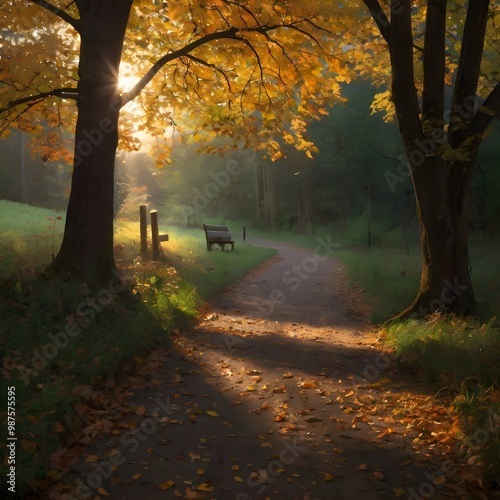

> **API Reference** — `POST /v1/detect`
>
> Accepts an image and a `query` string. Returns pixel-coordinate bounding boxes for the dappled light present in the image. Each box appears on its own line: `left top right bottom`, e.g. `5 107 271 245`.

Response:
1 0 499 498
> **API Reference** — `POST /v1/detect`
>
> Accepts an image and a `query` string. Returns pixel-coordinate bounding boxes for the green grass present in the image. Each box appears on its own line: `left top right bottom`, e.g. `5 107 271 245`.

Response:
0 200 65 278
149 222 277 299
0 276 170 494
384 316 500 477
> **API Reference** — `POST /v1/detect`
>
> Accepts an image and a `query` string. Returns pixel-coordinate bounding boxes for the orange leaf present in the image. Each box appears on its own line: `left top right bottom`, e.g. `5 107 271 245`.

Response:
158 480 175 490
197 483 214 492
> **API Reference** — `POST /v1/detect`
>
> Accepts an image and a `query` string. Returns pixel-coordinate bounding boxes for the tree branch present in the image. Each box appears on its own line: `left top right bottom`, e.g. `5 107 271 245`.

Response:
468 82 500 138
422 0 447 126
448 0 490 148
182 54 233 93
0 88 79 115
363 0 391 44
121 27 240 107
29 0 81 32
388 0 423 146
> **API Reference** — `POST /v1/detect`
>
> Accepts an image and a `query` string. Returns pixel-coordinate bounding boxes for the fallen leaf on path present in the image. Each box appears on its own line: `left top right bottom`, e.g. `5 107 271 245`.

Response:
158 480 175 490
393 487 406 497
322 472 334 482
135 405 147 415
206 411 218 417
196 483 214 492
299 380 317 389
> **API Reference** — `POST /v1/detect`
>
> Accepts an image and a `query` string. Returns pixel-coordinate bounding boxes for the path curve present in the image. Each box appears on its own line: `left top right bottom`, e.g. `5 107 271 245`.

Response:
61 238 450 500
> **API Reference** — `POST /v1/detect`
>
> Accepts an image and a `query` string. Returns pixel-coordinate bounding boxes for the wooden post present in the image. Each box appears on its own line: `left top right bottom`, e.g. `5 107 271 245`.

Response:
150 210 160 261
243 225 246 241
140 205 148 256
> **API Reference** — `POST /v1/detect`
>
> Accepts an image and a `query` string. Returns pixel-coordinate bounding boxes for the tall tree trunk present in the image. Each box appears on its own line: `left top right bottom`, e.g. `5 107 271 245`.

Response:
387 0 490 318
46 0 133 283
399 155 476 318
263 164 277 228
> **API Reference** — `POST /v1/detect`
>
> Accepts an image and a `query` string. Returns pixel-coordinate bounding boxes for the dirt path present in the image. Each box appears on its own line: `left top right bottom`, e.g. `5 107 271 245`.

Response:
58 238 452 500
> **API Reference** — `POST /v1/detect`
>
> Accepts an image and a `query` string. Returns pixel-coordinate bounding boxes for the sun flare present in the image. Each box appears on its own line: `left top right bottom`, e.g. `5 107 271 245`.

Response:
117 63 139 94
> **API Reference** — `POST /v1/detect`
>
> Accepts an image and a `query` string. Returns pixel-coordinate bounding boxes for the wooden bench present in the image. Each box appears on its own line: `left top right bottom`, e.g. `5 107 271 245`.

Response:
203 224 234 251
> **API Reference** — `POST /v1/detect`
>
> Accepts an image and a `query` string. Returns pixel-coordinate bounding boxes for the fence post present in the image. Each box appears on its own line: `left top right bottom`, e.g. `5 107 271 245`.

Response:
140 205 148 256
150 210 161 261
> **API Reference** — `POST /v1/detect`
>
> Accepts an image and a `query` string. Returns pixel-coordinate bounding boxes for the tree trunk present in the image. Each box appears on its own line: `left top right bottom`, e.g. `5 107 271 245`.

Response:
255 163 264 223
396 155 477 319
387 0 484 319
46 0 133 283
263 164 277 228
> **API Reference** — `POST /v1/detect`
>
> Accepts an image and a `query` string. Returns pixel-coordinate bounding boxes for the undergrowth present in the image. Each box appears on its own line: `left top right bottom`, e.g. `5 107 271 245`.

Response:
384 315 500 478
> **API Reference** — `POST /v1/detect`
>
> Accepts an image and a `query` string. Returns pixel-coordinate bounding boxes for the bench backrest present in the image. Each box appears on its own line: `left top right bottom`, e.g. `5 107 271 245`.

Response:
203 224 233 249
204 224 230 232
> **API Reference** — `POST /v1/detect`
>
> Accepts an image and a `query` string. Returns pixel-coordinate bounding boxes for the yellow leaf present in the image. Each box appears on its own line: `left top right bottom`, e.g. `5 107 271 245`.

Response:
197 483 214 492
158 480 175 490
97 487 110 496
196 468 205 475
206 410 218 417
132 473 141 480
322 472 334 482
231 465 240 471
393 487 406 497
260 442 272 448
84 455 99 463
135 405 147 415
234 476 244 482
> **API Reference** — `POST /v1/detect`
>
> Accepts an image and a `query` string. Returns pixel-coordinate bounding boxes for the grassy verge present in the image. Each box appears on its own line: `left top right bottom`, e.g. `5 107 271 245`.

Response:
115 219 277 300
383 316 500 478
0 200 65 279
